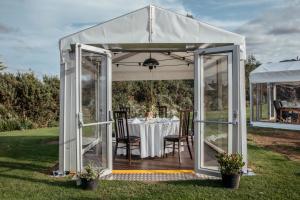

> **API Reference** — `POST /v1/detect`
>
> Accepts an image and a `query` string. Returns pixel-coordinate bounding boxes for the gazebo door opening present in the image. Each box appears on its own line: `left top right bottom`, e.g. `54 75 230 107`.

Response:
194 45 240 176
75 44 113 174
111 50 195 170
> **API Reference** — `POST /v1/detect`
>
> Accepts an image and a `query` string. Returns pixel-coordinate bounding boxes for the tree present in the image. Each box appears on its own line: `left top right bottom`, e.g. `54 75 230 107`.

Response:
0 60 6 71
245 55 261 100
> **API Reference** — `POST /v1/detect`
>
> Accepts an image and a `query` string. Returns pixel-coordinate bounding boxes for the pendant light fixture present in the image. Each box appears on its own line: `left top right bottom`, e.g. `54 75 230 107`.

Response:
143 52 159 71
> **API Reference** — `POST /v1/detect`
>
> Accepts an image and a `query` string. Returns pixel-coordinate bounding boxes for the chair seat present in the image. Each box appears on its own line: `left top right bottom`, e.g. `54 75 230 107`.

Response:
164 135 185 141
117 136 141 143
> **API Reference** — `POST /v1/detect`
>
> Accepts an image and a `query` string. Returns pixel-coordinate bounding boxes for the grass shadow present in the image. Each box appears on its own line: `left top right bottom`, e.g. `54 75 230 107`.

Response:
0 172 76 189
0 160 52 174
165 179 223 188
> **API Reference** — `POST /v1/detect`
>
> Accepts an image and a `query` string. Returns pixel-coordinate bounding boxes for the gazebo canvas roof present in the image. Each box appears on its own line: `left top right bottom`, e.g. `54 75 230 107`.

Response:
59 5 246 81
250 61 300 83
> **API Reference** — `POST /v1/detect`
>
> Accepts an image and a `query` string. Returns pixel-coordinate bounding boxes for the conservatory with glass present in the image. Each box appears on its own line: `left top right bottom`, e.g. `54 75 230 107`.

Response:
249 60 300 130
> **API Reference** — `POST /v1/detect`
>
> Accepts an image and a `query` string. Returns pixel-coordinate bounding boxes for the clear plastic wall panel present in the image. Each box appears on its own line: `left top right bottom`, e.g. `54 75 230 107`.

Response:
81 50 107 124
82 125 108 169
252 84 258 121
252 83 270 122
276 82 300 104
259 83 269 121
81 49 108 168
202 54 229 169
252 82 300 125
275 82 300 124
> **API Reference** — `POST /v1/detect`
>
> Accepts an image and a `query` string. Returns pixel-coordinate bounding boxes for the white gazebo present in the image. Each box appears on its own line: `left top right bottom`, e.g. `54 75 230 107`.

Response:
59 5 248 177
250 60 300 130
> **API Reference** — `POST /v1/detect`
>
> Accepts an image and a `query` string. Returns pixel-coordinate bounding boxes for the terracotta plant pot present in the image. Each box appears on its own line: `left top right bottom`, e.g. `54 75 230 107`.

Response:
80 178 98 190
221 174 241 189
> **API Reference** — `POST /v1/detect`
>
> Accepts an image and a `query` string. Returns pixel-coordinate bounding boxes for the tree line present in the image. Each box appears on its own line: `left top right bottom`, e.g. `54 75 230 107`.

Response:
0 56 260 132
0 72 59 131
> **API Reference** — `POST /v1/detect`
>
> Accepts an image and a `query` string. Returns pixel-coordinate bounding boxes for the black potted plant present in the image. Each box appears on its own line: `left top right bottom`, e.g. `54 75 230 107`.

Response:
78 163 104 190
216 152 245 189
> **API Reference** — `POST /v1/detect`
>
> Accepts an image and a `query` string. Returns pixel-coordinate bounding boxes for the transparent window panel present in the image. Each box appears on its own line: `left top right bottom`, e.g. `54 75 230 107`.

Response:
203 123 228 168
252 83 270 122
81 50 107 124
259 83 269 121
275 81 300 124
252 84 257 121
202 54 229 169
82 125 107 169
81 49 108 169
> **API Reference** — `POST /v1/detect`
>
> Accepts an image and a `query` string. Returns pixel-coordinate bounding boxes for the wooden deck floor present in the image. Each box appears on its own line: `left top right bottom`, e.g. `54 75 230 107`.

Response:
113 143 217 170
83 142 218 170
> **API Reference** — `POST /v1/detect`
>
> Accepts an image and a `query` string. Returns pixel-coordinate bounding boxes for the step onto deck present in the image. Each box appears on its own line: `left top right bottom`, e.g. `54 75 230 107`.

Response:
101 170 219 182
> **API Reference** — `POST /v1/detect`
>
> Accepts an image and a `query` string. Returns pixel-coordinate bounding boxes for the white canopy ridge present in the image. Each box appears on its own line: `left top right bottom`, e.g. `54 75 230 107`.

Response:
250 61 300 83
59 5 246 59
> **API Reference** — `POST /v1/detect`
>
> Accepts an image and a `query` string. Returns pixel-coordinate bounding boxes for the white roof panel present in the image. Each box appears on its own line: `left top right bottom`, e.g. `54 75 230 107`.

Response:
59 5 246 59
250 61 300 83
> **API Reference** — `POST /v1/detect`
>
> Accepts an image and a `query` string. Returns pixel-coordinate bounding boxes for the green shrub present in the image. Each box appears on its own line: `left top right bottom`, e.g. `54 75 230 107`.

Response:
0 72 59 132
19 118 35 130
48 120 59 127
0 118 22 132
216 153 245 175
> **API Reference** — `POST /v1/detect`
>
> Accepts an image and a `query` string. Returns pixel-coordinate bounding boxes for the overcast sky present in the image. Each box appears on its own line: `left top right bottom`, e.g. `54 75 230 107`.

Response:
0 0 299 76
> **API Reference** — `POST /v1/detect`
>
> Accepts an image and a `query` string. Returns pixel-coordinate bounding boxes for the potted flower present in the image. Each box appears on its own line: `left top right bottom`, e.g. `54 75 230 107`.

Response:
216 152 245 189
145 103 157 120
78 163 104 190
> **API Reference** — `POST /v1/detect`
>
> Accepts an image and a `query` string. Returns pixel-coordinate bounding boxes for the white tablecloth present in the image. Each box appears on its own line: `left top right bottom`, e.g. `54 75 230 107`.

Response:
117 118 180 158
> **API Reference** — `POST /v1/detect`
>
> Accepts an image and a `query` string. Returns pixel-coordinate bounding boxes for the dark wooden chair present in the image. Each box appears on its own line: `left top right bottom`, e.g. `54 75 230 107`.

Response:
163 110 193 164
291 111 299 124
273 100 290 122
113 111 141 164
158 106 167 118
119 105 131 118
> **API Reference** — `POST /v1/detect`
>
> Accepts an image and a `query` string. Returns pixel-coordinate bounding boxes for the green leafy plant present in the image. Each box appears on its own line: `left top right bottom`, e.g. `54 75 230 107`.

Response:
216 153 245 175
78 163 104 181
0 72 59 132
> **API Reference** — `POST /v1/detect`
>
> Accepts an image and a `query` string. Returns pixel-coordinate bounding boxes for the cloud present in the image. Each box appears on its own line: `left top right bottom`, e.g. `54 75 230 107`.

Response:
268 27 300 35
0 0 190 76
1 0 299 75
235 1 300 63
198 17 248 31
207 0 283 8
0 23 18 34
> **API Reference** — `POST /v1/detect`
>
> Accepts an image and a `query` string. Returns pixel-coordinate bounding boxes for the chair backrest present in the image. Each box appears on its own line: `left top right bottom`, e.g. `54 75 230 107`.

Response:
113 111 129 140
273 100 282 113
119 106 131 118
158 106 167 118
191 110 194 135
178 110 191 137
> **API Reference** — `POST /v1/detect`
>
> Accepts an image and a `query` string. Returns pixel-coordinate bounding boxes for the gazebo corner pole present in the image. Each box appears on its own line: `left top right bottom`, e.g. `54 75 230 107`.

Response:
59 51 67 174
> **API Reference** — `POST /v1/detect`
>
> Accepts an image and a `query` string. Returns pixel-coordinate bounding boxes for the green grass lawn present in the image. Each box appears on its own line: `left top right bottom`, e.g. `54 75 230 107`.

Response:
0 127 299 200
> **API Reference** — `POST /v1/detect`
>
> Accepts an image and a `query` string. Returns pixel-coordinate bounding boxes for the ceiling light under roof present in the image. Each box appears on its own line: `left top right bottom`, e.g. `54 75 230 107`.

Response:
143 53 159 71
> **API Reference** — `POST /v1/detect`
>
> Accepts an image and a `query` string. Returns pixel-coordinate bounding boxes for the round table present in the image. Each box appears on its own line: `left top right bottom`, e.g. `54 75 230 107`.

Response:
117 118 180 158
